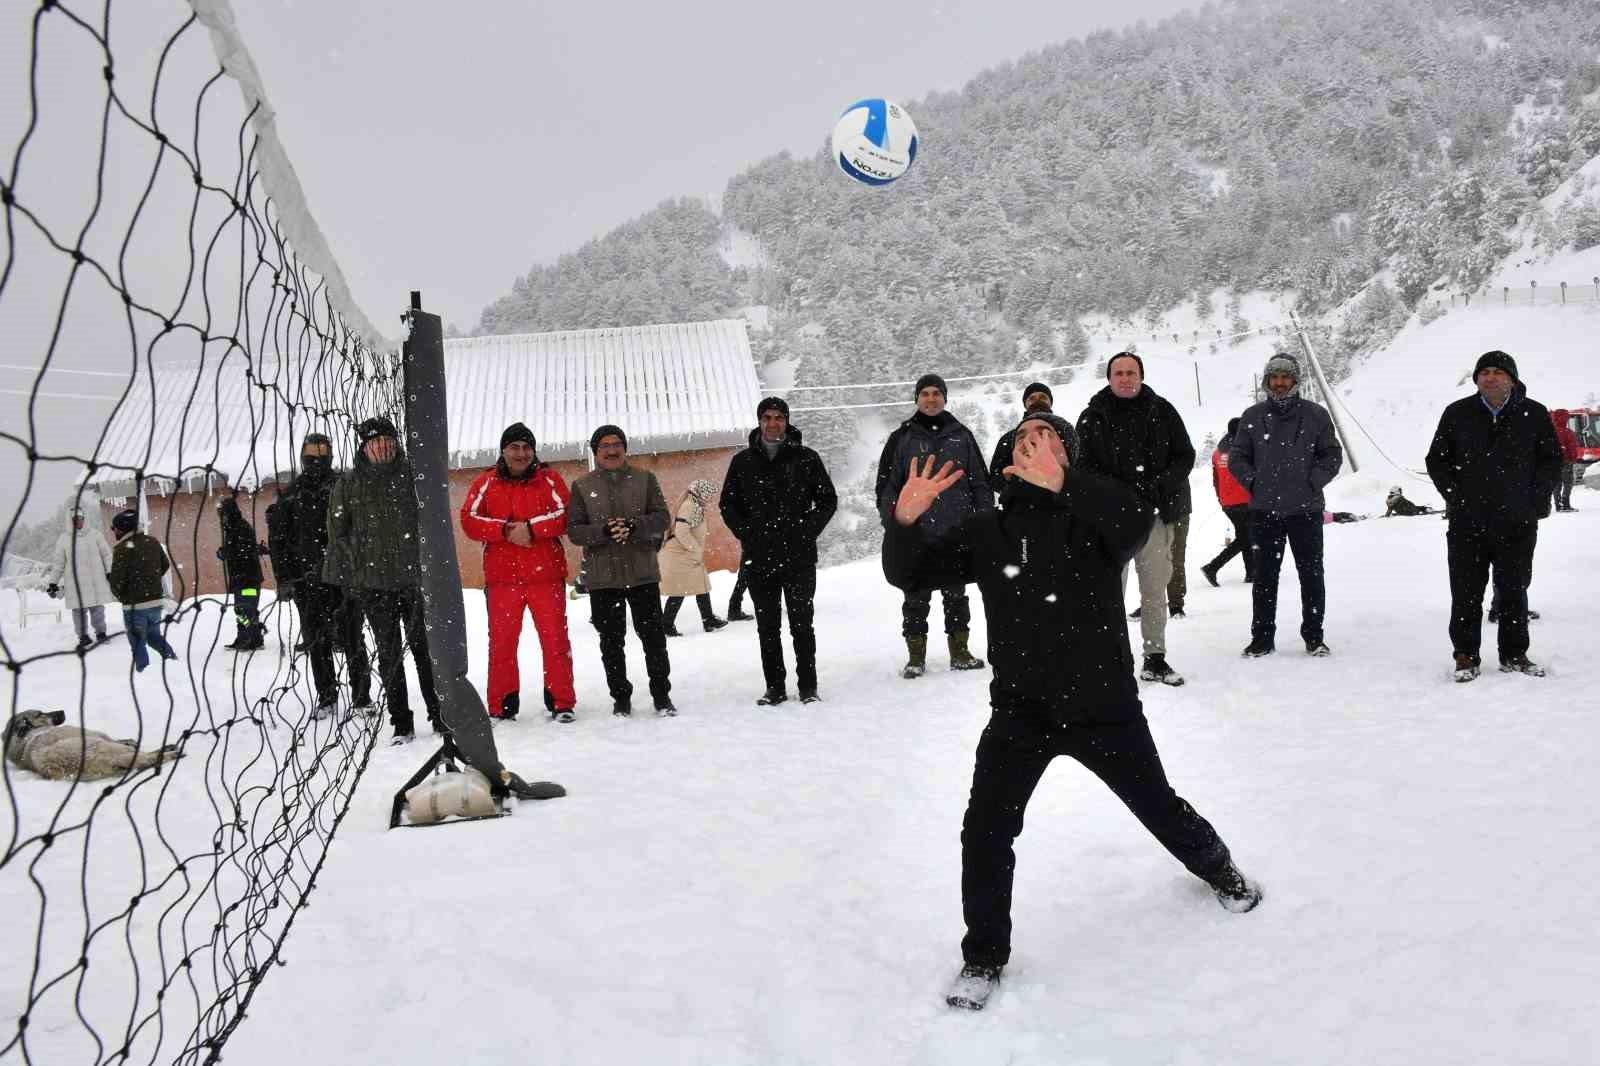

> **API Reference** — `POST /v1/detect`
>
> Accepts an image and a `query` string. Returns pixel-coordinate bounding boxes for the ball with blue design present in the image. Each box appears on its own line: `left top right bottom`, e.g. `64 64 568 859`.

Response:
831 98 918 186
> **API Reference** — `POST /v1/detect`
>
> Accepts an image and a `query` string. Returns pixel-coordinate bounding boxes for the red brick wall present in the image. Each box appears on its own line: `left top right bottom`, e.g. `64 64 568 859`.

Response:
103 447 742 598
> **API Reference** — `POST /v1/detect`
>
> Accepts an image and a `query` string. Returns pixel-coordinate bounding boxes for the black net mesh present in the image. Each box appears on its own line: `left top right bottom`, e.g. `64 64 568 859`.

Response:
1 3 402 1062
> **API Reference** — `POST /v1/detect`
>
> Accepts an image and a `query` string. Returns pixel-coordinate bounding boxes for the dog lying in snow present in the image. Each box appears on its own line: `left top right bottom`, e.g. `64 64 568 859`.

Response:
4 710 180 781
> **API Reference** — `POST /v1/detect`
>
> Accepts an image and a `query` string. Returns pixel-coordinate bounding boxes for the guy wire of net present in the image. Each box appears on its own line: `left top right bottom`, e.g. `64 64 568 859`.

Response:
1 2 406 1063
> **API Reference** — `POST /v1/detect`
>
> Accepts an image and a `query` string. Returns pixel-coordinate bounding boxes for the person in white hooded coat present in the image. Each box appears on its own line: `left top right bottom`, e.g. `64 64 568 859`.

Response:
47 508 115 648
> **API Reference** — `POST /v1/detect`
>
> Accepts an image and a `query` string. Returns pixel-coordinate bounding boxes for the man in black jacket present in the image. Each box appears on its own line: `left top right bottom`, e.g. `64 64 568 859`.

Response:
216 488 265 651
1424 351 1562 680
1074 353 1195 686
719 397 839 706
1230 353 1343 658
875 373 994 678
988 381 1054 487
884 411 1260 1012
267 432 373 717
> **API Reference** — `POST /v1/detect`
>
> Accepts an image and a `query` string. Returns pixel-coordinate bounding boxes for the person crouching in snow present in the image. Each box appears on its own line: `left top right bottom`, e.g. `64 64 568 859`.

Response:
459 422 576 723
659 479 728 638
883 412 1262 1012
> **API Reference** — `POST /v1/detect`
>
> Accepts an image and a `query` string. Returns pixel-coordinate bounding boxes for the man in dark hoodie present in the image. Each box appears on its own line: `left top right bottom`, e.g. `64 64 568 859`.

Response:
719 397 838 706
216 488 265 651
1074 352 1195 686
988 381 1055 487
875 373 994 678
883 411 1261 1013
268 432 373 718
1229 353 1344 658
323 415 441 743
1425 351 1561 681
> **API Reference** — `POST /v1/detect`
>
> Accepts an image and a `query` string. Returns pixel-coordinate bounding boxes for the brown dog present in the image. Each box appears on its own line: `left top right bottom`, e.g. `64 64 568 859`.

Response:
4 710 180 781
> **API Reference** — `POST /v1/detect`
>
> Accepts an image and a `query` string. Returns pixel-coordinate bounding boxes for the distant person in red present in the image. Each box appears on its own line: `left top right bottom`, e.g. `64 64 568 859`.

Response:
1550 408 1581 513
1200 417 1254 587
460 423 576 722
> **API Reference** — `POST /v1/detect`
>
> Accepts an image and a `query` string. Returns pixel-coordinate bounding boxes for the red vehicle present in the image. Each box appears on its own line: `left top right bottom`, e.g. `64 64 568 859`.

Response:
1557 406 1600 476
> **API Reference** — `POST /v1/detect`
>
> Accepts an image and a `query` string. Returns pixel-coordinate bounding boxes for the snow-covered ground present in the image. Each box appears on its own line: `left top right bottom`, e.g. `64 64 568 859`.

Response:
5 285 1597 1065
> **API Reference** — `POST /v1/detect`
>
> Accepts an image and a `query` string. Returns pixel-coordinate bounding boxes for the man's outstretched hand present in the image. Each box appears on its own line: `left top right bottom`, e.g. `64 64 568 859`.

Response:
894 455 965 526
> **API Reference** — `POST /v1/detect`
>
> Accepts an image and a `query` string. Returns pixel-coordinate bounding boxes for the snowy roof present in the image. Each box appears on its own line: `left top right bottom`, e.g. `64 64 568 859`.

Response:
85 319 761 497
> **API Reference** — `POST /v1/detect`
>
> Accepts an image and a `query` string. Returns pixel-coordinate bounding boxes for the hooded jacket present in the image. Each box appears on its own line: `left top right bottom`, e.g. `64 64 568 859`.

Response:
1551 409 1582 464
322 448 422 590
1073 384 1196 522
1211 432 1251 508
266 464 343 586
109 531 170 607
1228 396 1344 515
1425 388 1562 531
459 459 571 586
719 425 838 582
566 462 672 591
48 513 115 609
883 471 1154 723
216 499 263 592
875 410 993 583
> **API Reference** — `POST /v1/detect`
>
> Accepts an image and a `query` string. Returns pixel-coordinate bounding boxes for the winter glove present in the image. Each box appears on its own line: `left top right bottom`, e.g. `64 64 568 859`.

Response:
46 583 61 599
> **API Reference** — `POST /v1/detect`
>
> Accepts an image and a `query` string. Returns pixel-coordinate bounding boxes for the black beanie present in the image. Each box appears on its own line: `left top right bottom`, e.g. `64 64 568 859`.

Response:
111 509 139 537
1227 417 1241 436
500 422 537 451
589 424 627 453
1106 352 1144 379
914 373 948 400
1473 350 1519 383
1017 411 1077 460
757 396 790 421
1021 381 1053 407
302 432 333 450
356 416 398 445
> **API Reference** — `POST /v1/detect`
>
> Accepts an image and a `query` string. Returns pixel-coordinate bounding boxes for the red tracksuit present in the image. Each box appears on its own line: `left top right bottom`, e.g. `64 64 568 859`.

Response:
460 462 575 716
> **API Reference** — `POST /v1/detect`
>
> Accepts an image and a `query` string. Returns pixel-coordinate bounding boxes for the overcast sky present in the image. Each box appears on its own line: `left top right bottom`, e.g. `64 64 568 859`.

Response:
1 0 1201 528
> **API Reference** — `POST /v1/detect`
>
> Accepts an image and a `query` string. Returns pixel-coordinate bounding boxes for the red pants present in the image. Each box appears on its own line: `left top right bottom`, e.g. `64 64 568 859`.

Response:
486 582 576 714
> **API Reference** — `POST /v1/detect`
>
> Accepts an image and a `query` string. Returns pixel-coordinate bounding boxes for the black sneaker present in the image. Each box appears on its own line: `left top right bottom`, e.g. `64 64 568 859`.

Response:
663 624 683 638
1453 653 1480 683
555 710 576 724
702 616 729 632
612 699 632 717
946 963 1002 1011
1208 861 1263 913
1200 564 1220 588
654 700 678 718
76 636 93 652
1305 640 1331 657
756 687 788 707
1128 606 1142 619
1241 638 1275 658
727 608 754 622
1169 606 1186 619
1139 654 1186 686
389 730 415 747
799 689 821 704
1499 655 1546 677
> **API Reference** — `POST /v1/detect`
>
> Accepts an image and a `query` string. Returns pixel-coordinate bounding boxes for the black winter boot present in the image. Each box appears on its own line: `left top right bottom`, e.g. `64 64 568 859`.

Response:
901 635 927 679
949 631 985 671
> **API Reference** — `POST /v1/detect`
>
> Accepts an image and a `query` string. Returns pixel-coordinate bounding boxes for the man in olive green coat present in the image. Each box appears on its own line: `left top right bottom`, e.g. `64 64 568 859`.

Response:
567 425 676 717
323 415 440 742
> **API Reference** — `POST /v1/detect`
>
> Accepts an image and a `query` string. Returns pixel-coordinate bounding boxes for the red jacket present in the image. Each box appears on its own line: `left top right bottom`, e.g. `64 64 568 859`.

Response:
460 463 571 586
1212 444 1251 508
1551 410 1581 464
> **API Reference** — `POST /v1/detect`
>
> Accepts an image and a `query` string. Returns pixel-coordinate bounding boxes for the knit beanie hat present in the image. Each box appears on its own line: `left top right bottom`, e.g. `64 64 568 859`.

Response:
914 373 948 400
757 396 790 421
1262 353 1300 383
589 424 627 453
1473 350 1519 383
111 509 139 537
1017 411 1077 460
356 416 399 445
499 422 537 451
1021 381 1053 407
1227 417 1241 436
1105 352 1144 379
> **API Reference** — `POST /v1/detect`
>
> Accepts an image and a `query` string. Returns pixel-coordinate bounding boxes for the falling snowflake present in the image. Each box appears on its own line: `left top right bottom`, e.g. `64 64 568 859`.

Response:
1003 565 1021 579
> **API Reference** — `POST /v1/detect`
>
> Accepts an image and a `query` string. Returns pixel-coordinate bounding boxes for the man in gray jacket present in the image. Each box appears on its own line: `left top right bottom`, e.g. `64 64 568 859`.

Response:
1229 354 1343 658
567 425 676 717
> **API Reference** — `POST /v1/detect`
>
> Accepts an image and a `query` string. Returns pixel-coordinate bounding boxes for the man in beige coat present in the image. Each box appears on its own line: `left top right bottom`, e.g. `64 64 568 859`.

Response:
567 425 676 716
659 479 729 636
